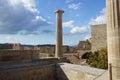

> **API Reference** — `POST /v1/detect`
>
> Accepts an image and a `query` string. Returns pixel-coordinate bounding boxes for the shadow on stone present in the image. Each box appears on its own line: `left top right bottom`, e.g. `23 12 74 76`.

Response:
56 63 69 80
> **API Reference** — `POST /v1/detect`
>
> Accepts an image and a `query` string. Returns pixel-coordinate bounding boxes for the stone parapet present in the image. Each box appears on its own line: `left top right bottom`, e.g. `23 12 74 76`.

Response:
0 50 40 63
0 63 56 80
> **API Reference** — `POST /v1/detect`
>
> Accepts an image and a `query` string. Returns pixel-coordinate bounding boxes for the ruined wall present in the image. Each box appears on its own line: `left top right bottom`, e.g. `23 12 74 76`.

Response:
0 43 21 50
91 24 107 52
0 49 74 63
77 40 91 56
0 43 75 54
0 63 56 80
77 40 91 50
0 57 59 80
0 50 40 63
69 47 77 53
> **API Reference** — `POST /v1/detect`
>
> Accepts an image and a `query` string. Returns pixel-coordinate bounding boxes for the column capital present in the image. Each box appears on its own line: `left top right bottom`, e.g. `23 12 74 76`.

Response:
55 10 64 14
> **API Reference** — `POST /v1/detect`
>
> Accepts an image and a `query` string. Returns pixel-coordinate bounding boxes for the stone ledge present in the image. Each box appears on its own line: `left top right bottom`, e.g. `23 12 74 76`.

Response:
56 63 108 80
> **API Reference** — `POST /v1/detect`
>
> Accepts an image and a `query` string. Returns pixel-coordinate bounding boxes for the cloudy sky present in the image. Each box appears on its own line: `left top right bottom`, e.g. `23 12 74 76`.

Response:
0 0 106 45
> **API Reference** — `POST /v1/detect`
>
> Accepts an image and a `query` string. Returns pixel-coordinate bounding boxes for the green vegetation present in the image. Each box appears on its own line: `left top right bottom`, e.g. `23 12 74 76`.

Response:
86 48 108 69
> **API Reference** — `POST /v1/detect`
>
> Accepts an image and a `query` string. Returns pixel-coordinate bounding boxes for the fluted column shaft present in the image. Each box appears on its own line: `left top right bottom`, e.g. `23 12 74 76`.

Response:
106 0 120 79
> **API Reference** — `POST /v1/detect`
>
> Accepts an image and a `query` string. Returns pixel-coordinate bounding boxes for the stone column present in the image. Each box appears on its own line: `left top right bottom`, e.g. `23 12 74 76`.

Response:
106 0 120 79
55 10 64 58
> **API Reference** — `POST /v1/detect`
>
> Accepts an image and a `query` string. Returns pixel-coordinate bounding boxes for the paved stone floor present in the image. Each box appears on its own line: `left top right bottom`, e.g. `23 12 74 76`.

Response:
96 71 109 80
57 63 109 80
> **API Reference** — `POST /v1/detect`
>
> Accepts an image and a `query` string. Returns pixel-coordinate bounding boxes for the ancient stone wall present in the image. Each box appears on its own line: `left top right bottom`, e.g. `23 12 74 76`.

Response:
0 43 21 50
77 40 91 57
77 40 91 50
0 43 75 54
91 24 107 52
0 50 40 63
22 46 75 54
0 64 56 80
0 57 60 80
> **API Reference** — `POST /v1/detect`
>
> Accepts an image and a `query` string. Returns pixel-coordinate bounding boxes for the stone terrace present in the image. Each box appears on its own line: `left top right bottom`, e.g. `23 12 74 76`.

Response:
57 63 109 80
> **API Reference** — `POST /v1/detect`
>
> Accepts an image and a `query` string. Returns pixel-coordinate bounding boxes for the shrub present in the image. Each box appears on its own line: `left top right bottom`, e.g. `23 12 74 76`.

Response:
87 48 108 69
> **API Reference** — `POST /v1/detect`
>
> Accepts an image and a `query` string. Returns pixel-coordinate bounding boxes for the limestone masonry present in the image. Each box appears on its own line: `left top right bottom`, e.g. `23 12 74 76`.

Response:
77 40 91 57
91 24 107 52
106 0 120 79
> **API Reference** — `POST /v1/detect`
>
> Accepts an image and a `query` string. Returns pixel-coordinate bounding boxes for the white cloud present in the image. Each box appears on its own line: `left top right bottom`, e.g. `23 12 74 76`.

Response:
32 16 46 22
63 20 88 35
6 36 12 40
9 0 39 14
23 0 39 14
63 20 74 28
5 36 21 41
0 0 51 35
63 8 106 41
89 8 106 25
84 34 91 40
8 0 21 5
63 8 106 36
69 41 75 46
68 3 81 10
100 8 106 14
66 0 73 3
70 26 88 35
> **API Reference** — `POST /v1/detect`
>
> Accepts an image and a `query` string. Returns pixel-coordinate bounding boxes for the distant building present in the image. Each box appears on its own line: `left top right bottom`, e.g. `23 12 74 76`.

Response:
77 40 91 50
0 43 21 50
77 40 91 56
